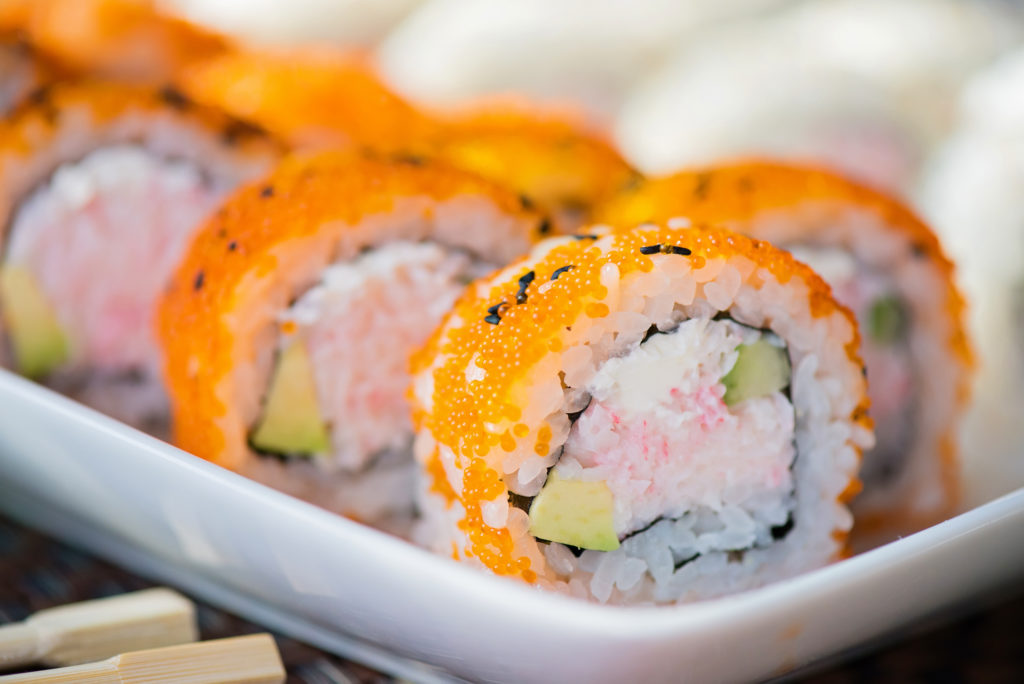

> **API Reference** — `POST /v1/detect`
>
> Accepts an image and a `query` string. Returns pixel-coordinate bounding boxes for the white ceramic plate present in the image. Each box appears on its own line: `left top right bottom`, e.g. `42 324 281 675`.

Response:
1 368 1023 684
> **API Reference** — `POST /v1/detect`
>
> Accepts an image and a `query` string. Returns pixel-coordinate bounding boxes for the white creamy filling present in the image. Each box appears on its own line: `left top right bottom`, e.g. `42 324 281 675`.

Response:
555 318 796 545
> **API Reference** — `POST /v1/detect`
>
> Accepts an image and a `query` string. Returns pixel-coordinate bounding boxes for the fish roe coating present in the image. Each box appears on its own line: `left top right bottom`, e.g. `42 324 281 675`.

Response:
429 104 641 234
0 79 280 237
595 160 969 362
2 0 229 82
158 151 545 468
595 159 973 528
178 46 440 152
411 224 870 582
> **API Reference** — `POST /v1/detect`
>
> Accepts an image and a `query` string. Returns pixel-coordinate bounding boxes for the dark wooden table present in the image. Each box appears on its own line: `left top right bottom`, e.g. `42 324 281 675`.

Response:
1 514 1021 683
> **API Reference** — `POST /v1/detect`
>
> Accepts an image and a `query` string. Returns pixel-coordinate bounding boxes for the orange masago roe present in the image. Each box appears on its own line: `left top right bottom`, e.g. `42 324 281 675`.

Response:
428 103 641 234
178 45 438 153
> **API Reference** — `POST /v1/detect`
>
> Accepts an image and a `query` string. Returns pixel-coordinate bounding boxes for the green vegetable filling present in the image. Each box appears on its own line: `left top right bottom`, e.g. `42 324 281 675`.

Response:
249 340 331 456
528 472 620 551
867 295 909 345
722 338 791 406
0 266 69 379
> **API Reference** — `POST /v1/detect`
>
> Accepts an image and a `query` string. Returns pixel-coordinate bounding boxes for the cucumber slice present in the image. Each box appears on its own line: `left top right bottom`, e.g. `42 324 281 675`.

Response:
722 338 791 406
249 340 330 456
0 266 69 379
867 295 908 345
528 472 620 551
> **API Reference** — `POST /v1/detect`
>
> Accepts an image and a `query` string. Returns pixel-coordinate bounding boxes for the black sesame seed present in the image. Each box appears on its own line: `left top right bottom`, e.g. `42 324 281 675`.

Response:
519 194 535 210
621 172 644 191
158 85 190 109
484 314 502 325
516 270 536 304
487 301 506 316
227 241 238 252
572 234 598 241
220 119 264 145
665 245 692 256
193 270 205 291
538 218 553 235
550 265 575 280
694 172 712 200
911 242 927 258
394 153 425 166
639 244 661 255
27 85 52 106
260 185 274 198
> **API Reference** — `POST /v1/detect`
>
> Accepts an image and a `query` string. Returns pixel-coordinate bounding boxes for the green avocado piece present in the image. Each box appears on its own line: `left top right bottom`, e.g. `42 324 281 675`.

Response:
0 266 69 379
249 340 330 456
867 295 909 345
722 338 791 406
528 472 620 551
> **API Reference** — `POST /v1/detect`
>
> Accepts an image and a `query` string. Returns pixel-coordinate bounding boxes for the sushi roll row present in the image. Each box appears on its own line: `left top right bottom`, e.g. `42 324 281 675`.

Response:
0 0 977 606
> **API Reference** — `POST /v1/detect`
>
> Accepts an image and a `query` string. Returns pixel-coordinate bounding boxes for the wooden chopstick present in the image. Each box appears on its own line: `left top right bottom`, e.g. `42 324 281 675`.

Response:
0 588 197 669
0 633 285 683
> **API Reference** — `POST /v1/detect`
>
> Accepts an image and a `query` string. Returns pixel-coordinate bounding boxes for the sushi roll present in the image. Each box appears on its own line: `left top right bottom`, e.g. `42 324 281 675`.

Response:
157 152 543 529
410 224 871 604
427 104 641 234
596 161 972 537
177 45 438 152
0 80 280 432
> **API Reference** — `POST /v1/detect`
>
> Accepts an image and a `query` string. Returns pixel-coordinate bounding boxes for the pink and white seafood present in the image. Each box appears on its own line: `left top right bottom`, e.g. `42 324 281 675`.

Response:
275 241 491 470
557 320 795 542
5 147 231 426
0 83 279 433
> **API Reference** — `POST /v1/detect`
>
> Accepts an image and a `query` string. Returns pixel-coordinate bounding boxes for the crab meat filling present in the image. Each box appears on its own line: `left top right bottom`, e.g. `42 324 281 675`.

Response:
1 145 231 428
250 241 492 471
532 318 796 558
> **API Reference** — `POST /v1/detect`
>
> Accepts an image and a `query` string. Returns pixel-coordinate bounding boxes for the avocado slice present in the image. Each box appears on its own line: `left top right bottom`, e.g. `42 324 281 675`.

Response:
0 266 69 379
722 338 791 406
528 472 620 551
249 340 331 456
867 295 908 345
